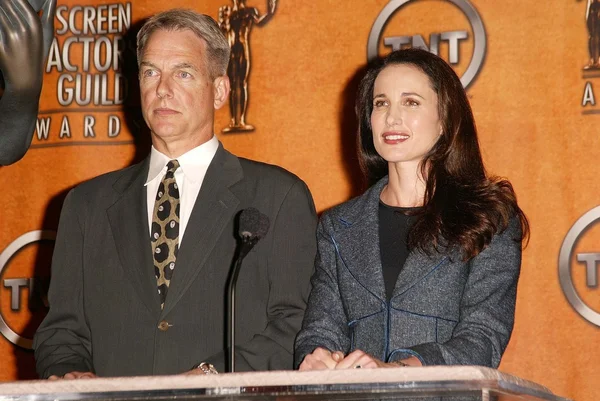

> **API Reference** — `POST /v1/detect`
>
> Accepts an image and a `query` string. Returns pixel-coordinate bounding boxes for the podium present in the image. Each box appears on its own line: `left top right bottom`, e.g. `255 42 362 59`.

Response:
0 367 570 400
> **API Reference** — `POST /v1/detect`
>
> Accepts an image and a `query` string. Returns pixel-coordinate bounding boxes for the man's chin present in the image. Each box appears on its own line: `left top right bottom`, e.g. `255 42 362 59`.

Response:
150 128 183 142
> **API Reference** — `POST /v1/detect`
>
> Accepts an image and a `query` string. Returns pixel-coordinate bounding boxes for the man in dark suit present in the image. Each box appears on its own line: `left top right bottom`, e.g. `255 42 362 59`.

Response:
33 9 317 379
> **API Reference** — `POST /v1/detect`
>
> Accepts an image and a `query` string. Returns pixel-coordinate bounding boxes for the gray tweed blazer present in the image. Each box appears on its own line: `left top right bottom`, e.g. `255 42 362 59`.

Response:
295 177 522 368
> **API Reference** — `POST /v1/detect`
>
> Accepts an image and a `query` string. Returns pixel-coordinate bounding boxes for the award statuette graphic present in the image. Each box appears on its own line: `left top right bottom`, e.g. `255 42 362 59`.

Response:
218 0 277 133
581 0 600 69
0 0 57 165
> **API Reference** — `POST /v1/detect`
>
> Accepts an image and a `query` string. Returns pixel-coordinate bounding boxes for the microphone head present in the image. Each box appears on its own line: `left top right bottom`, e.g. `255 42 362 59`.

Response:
239 207 270 240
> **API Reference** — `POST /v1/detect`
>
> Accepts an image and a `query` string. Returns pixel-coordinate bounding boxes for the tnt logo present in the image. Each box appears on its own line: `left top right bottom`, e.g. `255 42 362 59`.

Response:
367 0 486 88
0 231 55 349
559 206 600 326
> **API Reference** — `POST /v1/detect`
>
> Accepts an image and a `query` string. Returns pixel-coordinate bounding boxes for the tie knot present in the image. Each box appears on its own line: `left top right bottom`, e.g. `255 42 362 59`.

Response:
166 160 180 173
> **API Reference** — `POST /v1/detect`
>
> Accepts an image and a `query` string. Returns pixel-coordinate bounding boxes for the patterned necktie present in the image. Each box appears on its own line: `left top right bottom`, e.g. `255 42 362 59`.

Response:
151 160 180 308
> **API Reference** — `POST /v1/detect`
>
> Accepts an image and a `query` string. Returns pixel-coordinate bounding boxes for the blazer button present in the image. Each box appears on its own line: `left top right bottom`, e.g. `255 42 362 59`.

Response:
158 320 170 331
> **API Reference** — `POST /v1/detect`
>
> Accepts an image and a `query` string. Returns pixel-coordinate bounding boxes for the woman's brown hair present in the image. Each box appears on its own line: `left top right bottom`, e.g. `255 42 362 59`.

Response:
356 48 529 260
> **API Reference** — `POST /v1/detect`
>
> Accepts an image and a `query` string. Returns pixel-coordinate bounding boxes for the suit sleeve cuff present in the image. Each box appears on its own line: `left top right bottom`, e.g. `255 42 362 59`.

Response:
388 346 441 366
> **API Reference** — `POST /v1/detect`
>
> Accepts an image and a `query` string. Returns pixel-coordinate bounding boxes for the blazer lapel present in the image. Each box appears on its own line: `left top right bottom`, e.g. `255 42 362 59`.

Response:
333 176 451 302
161 144 242 316
107 158 162 316
391 249 448 298
332 179 388 302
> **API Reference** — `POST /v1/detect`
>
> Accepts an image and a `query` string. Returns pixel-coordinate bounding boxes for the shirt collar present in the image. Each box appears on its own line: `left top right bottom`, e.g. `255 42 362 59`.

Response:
145 135 219 185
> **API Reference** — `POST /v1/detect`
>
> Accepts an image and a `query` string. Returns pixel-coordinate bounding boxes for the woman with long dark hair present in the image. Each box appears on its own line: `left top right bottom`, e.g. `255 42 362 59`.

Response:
295 48 529 370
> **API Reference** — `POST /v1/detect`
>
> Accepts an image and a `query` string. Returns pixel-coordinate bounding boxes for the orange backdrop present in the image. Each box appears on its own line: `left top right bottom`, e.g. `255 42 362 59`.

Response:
0 1 598 400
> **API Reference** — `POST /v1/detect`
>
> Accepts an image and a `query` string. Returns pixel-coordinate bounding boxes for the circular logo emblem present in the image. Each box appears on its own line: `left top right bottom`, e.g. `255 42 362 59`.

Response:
367 0 487 88
559 206 600 326
0 230 56 349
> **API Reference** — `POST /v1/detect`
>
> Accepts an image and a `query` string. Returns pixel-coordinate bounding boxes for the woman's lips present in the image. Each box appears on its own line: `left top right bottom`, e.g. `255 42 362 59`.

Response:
383 132 409 144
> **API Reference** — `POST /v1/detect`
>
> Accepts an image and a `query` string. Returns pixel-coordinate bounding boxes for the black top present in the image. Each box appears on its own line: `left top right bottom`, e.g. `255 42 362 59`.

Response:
378 201 420 301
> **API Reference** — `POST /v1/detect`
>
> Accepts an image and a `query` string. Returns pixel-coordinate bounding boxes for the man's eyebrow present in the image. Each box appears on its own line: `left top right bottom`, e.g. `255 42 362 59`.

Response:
138 62 199 71
139 61 157 69
174 62 199 71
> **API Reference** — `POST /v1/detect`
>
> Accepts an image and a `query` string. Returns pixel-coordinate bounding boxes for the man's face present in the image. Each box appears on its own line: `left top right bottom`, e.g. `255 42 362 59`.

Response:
139 29 228 151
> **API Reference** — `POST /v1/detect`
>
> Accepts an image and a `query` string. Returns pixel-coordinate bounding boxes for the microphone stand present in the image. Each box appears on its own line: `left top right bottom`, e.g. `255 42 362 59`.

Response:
227 235 259 372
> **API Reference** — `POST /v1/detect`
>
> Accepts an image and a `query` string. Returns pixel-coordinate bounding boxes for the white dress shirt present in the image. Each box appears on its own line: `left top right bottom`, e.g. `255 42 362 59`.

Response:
145 135 219 242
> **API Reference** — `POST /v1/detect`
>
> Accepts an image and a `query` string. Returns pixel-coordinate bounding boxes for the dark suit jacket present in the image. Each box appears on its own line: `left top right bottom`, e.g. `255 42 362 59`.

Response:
295 177 522 368
34 143 317 378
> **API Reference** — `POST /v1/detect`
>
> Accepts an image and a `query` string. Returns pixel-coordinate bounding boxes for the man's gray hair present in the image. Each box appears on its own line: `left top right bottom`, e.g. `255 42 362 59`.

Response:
137 9 230 79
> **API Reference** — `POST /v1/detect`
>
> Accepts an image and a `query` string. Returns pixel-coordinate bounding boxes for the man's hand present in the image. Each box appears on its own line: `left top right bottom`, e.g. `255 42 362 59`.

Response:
48 371 97 380
298 347 344 371
182 369 203 376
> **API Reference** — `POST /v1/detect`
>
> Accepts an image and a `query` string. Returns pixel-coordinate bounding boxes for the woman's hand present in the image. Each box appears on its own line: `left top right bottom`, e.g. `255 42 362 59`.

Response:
334 350 394 369
334 350 421 369
298 347 344 371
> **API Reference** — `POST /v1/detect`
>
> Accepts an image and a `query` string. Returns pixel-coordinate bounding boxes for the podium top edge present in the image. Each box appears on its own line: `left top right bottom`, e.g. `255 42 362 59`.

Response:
0 366 570 401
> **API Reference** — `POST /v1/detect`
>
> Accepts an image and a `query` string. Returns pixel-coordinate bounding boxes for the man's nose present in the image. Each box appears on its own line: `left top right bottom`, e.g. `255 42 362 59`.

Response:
156 76 173 99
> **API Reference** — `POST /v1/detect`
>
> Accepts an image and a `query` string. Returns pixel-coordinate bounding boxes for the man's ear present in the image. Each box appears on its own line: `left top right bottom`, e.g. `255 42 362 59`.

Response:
213 75 230 110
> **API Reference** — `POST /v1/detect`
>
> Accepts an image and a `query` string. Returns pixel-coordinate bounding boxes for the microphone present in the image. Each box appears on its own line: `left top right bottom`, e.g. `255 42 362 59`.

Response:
227 207 270 372
237 207 270 259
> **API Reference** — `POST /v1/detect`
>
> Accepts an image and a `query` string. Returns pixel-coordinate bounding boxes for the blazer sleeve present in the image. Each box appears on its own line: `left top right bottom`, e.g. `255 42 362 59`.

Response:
294 213 351 368
33 189 94 378
389 216 523 367
205 179 318 371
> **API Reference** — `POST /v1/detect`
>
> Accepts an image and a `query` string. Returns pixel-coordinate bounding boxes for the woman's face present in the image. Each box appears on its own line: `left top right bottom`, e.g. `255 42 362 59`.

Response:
370 64 442 170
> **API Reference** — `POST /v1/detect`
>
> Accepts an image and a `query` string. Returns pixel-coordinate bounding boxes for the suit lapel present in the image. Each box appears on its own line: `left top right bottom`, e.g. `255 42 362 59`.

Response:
107 158 162 316
332 179 387 301
161 144 242 316
391 248 448 298
334 176 451 302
